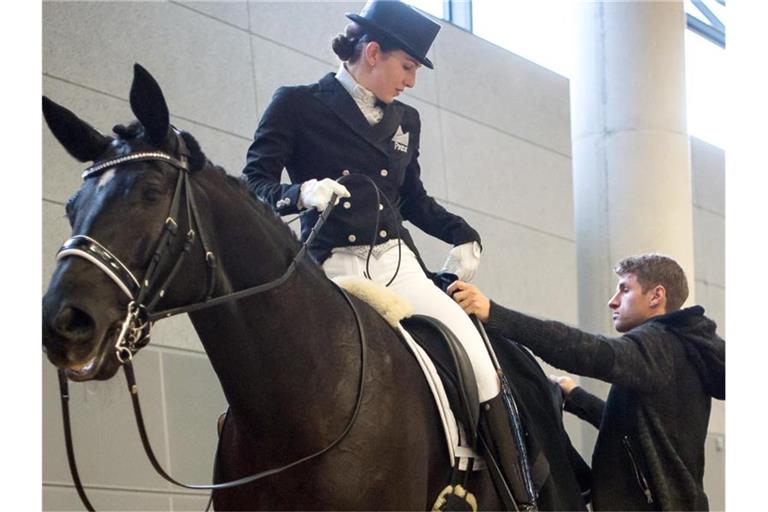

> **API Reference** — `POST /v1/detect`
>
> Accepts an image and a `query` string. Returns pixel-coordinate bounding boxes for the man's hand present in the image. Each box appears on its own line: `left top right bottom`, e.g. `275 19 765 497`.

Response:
549 374 578 397
447 280 490 322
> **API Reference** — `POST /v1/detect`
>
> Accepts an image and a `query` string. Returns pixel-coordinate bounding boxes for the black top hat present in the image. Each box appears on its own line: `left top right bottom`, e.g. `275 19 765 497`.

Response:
346 0 441 69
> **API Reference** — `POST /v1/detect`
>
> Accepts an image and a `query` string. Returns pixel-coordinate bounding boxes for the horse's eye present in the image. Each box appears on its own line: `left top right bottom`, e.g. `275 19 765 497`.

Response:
141 185 164 203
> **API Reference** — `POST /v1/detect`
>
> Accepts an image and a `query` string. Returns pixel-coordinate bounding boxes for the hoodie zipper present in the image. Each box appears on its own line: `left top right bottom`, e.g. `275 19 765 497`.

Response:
622 436 654 505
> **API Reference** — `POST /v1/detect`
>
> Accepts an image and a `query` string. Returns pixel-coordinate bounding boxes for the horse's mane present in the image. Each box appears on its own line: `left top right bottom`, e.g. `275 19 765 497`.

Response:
114 122 301 250
207 162 302 251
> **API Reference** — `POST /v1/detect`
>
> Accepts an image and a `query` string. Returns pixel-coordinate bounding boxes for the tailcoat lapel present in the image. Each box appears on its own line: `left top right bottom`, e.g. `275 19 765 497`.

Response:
314 73 404 157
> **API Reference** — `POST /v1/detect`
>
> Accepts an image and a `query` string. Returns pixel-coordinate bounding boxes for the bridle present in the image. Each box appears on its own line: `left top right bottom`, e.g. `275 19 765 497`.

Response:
54 144 368 511
57 148 217 364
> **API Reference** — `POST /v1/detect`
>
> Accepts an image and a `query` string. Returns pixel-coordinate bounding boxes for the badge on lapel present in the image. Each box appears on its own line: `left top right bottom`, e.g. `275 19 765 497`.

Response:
392 125 409 153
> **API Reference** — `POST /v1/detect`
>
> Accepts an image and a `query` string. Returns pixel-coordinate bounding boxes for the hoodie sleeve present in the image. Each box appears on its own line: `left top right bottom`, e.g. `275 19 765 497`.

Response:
485 301 676 394
564 386 605 429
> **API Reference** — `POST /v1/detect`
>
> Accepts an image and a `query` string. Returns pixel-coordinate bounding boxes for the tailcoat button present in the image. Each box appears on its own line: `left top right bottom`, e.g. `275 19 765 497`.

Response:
379 203 384 210
379 230 387 238
380 169 388 177
343 201 351 209
342 169 350 176
348 234 357 243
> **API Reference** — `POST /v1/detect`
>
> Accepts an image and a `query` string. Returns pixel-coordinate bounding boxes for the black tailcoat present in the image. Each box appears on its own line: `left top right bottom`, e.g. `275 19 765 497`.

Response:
242 73 480 267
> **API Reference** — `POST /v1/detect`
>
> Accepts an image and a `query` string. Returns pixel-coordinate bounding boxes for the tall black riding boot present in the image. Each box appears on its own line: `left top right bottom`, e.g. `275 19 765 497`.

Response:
479 394 535 510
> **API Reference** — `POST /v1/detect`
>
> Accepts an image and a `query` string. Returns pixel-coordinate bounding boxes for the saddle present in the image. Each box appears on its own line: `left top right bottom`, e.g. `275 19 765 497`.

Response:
401 315 480 446
332 275 483 470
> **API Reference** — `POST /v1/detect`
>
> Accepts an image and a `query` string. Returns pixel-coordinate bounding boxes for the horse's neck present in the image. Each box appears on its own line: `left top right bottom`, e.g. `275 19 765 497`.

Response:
186 179 357 452
189 263 355 455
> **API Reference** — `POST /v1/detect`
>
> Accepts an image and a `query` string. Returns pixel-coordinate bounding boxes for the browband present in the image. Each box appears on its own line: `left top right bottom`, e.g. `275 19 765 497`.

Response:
82 151 188 180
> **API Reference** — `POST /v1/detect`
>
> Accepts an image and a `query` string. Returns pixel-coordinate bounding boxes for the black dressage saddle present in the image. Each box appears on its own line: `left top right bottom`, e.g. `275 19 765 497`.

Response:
401 314 481 445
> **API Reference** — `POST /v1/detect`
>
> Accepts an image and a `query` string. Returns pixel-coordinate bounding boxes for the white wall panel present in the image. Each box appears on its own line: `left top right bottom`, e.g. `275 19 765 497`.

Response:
43 1 257 137
177 0 251 30
691 137 725 216
400 96 448 199
42 351 170 490
162 352 227 483
42 201 71 292
693 207 726 288
42 77 135 204
708 398 725 435
250 36 335 117
703 433 725 511
440 110 575 240
247 1 362 65
43 486 171 511
170 494 213 511
150 315 205 354
689 135 725 511
410 205 578 325
696 279 725 335
433 23 571 156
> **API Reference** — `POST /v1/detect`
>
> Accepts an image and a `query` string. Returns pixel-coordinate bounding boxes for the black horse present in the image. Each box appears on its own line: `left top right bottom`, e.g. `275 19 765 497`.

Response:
42 64 587 510
42 64 506 510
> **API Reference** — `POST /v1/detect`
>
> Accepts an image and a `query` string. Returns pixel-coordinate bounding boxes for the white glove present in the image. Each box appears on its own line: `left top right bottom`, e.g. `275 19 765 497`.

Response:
298 178 350 211
441 241 482 282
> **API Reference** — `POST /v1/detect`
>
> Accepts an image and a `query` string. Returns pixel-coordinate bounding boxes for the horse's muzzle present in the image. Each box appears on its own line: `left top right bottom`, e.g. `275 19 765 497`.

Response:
42 298 95 362
52 305 96 344
42 293 126 380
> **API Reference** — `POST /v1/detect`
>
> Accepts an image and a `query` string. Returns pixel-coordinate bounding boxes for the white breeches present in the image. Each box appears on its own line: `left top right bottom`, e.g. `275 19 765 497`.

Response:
322 243 501 402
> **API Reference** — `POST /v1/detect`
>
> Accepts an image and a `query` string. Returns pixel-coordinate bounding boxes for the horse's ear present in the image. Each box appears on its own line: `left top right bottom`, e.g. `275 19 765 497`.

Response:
129 63 171 148
42 97 111 162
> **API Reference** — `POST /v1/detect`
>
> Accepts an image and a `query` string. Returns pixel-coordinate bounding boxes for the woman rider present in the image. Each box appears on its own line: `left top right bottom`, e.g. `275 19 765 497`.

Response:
242 0 520 496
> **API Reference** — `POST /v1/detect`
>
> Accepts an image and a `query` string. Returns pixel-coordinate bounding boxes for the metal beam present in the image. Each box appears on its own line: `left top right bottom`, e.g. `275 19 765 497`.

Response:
687 0 725 48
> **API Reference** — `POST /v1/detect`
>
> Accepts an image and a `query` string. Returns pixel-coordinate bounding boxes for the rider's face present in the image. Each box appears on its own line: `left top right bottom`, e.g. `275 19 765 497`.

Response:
366 46 420 104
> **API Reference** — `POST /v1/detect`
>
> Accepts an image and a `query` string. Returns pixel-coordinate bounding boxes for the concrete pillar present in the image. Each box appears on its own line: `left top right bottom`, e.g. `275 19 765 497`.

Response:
570 0 695 452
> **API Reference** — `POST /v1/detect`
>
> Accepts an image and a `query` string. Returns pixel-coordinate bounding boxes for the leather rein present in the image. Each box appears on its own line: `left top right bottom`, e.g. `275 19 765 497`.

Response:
55 148 368 511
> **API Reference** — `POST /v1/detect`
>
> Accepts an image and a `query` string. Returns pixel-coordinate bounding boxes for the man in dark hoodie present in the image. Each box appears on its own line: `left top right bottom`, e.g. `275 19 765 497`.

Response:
448 253 725 511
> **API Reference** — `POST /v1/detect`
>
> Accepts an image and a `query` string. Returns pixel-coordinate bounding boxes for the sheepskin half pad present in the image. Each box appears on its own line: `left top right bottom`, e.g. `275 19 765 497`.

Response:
332 276 414 327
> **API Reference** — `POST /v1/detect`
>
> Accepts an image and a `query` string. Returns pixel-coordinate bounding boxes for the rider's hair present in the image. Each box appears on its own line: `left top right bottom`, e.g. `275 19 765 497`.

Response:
331 22 400 63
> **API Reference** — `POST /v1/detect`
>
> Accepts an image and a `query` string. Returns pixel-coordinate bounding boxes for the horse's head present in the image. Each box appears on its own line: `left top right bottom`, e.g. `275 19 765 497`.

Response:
42 64 209 381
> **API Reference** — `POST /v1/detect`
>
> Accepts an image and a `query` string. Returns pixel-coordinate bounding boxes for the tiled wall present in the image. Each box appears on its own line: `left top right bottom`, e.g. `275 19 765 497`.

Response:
691 136 726 511
42 1 724 509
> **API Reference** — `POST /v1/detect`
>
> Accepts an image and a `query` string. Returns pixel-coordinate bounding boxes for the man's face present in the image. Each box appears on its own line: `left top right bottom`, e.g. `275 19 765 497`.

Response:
607 273 658 332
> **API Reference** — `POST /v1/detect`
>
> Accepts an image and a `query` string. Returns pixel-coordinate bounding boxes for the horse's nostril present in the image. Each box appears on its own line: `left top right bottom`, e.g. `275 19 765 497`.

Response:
54 306 95 343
